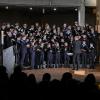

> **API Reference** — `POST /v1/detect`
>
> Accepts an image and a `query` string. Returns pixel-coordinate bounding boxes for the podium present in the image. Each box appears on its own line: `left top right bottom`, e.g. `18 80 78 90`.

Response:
3 46 15 76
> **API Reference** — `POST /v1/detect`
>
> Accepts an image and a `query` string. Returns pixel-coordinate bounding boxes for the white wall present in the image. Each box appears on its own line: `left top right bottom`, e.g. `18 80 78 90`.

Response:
0 0 49 6
0 0 92 7
51 0 81 6
0 0 97 7
85 0 96 6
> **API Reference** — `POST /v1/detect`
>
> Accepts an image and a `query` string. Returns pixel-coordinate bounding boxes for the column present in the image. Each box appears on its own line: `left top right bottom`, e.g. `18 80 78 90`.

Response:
78 0 85 27
0 31 3 66
96 0 100 64
96 0 100 32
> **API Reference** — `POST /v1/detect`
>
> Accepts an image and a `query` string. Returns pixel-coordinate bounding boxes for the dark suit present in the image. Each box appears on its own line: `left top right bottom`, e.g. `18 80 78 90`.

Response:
60 45 65 67
55 48 61 68
35 46 41 69
52 46 56 68
47 48 53 68
4 35 12 49
40 48 44 68
24 43 31 66
20 40 27 67
73 40 81 70
16 39 21 65
30 46 35 68
89 46 96 69
81 43 88 68
64 47 70 67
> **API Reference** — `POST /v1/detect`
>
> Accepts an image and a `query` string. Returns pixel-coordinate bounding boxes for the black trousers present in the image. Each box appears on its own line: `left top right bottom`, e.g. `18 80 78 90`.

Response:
81 52 87 68
73 53 81 69
89 53 95 69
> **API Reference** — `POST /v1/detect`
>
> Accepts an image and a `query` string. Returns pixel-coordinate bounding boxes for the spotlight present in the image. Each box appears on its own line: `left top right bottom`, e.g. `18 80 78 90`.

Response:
75 8 78 11
53 8 57 11
29 7 33 10
42 8 45 14
5 6 9 10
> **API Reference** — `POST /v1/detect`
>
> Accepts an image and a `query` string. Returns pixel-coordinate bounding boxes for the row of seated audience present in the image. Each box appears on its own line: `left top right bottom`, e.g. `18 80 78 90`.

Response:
0 65 100 99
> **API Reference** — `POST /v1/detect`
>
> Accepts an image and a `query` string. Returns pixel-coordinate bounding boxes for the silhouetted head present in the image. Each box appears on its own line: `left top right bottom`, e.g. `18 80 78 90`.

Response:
28 74 36 83
61 72 72 82
0 65 8 80
84 74 96 85
0 65 6 73
50 79 60 88
42 73 51 82
14 65 22 74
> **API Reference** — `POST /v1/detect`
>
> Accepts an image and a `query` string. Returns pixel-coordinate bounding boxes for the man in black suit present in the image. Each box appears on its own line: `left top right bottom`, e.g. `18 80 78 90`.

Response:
20 35 28 68
35 44 41 69
88 43 96 69
81 40 89 68
73 36 82 70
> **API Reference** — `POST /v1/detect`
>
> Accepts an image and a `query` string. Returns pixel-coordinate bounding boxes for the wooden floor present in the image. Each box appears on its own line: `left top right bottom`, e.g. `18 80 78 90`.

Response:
23 65 100 82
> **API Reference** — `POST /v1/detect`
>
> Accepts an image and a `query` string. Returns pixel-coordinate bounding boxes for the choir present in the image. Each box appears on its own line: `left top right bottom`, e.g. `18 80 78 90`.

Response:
1 22 97 70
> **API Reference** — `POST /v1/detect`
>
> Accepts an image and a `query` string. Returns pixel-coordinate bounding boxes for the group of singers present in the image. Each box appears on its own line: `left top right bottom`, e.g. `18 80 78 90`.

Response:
1 22 97 70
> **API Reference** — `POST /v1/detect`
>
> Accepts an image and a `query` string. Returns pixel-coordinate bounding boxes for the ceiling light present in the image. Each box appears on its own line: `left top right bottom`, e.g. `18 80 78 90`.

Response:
42 8 45 14
53 8 57 11
29 7 33 10
5 6 9 10
75 8 78 11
